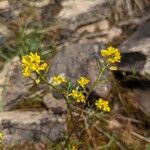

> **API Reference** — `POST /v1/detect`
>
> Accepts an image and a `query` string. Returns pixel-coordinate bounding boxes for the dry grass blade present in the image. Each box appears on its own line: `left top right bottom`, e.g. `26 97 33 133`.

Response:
115 114 143 124
94 125 127 150
131 131 150 143
125 0 133 17
84 117 97 149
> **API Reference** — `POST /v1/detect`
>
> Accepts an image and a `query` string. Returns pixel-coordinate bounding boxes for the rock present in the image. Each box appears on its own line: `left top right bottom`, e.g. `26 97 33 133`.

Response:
57 0 150 31
133 87 150 116
58 0 102 20
113 77 150 118
115 20 150 117
80 24 97 33
118 20 150 76
43 93 67 115
58 0 110 30
108 119 122 130
76 20 110 34
107 27 122 42
0 1 9 10
0 23 12 37
26 0 55 8
48 40 111 98
0 57 32 111
97 20 110 31
0 111 65 146
77 26 122 44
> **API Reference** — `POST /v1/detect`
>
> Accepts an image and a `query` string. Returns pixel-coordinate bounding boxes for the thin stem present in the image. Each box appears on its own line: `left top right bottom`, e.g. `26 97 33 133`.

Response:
86 66 106 100
86 78 100 100
64 127 74 148
131 131 150 143
65 96 74 123
84 117 97 149
98 137 114 149
63 95 74 148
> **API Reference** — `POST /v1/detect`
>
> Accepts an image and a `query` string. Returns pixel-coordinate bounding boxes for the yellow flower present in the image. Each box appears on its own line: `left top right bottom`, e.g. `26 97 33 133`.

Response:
69 89 79 98
77 76 89 88
100 46 121 64
76 92 85 103
95 99 110 112
21 52 48 77
50 75 67 86
29 52 40 64
69 89 85 103
22 66 32 77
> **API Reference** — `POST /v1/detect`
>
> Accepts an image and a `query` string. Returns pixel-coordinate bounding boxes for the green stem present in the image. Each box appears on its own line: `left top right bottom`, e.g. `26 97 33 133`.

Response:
64 127 74 148
65 96 74 123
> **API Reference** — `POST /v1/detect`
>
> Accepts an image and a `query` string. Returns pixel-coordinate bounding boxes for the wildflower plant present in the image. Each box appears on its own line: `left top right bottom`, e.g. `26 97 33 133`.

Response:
21 46 121 149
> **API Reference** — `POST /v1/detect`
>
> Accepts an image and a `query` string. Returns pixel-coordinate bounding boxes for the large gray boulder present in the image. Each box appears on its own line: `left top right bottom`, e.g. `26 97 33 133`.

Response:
48 40 111 98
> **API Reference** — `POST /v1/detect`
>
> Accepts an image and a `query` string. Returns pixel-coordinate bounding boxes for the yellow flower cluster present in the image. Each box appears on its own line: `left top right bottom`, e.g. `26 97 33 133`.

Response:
100 46 121 70
22 52 47 77
69 89 85 103
77 76 89 88
95 99 110 112
50 75 67 86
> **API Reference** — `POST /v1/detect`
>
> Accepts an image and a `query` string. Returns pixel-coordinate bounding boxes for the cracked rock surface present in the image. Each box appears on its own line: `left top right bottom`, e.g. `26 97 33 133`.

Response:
0 111 66 145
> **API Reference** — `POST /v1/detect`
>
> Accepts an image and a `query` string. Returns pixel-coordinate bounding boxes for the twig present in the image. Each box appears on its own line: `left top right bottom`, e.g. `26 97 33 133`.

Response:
84 118 97 150
118 13 150 26
83 31 108 39
125 0 133 17
98 137 114 150
131 131 150 143
134 0 144 12
64 128 74 148
115 114 143 124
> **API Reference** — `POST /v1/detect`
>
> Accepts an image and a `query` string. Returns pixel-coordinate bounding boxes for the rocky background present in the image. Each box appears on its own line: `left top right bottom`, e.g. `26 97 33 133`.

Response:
0 0 150 149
